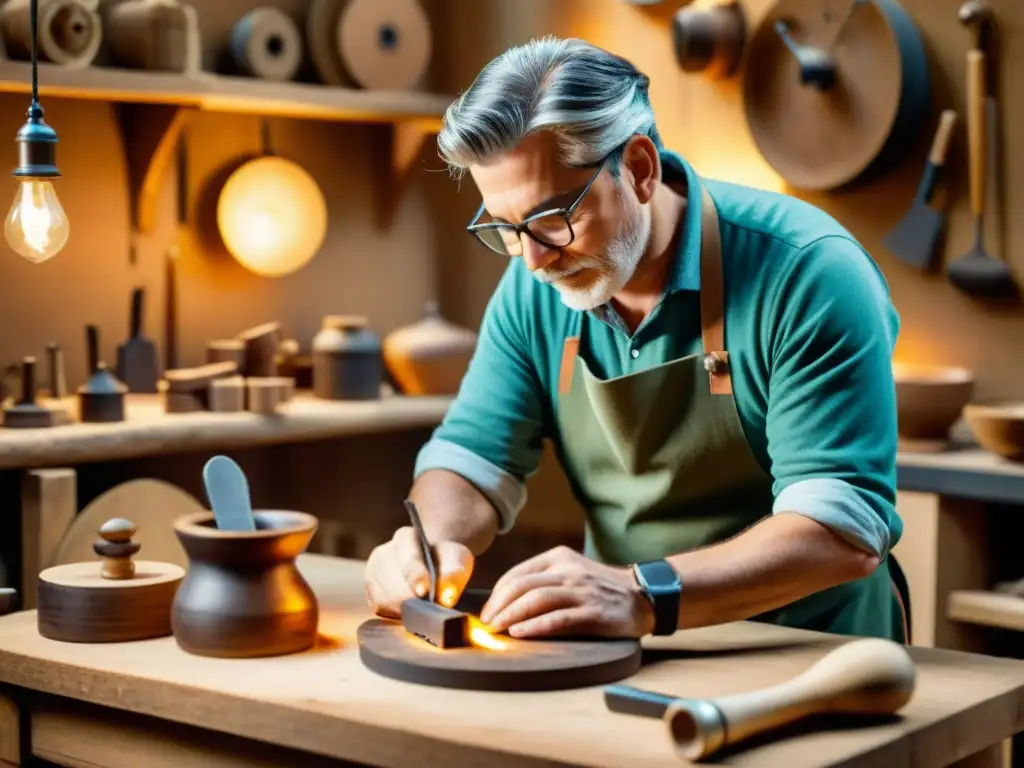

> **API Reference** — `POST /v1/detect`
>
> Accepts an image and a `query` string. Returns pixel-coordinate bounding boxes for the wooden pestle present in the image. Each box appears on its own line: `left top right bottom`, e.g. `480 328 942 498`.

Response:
664 638 916 760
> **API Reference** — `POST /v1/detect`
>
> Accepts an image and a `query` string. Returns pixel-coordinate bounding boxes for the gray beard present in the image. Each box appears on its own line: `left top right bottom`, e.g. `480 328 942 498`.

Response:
552 203 651 312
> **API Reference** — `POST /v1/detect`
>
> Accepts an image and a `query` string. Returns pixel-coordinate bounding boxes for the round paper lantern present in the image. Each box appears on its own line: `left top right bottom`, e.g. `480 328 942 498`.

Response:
216 155 327 278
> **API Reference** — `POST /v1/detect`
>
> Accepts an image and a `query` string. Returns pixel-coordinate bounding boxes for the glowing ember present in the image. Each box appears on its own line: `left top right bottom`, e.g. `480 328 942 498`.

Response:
467 618 506 651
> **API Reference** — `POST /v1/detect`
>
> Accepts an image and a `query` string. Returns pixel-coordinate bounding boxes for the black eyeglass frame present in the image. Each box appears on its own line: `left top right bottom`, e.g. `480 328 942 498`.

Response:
466 153 612 256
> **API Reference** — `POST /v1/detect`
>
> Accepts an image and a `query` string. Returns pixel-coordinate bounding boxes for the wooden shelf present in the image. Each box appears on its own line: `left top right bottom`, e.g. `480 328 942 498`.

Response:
0 391 452 470
948 590 1024 633
0 60 453 126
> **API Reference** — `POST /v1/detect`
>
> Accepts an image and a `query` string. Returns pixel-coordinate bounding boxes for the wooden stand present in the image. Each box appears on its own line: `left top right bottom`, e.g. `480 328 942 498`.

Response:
357 618 642 691
37 517 184 643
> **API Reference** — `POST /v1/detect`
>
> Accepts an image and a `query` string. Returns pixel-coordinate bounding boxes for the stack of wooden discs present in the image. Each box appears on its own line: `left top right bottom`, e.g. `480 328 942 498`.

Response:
37 518 185 643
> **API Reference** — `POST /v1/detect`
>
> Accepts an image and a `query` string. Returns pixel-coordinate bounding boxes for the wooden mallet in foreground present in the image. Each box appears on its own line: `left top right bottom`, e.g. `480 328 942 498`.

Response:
664 638 917 760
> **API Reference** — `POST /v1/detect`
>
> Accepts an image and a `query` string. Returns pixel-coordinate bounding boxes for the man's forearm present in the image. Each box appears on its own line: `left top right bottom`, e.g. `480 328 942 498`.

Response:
665 512 881 630
408 469 500 556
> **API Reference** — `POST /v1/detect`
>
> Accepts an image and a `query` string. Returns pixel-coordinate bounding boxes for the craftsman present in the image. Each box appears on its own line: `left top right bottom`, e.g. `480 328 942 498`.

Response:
364 37 907 642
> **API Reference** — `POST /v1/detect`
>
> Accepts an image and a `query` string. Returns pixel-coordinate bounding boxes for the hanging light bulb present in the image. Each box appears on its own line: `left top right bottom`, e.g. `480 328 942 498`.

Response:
5 0 69 264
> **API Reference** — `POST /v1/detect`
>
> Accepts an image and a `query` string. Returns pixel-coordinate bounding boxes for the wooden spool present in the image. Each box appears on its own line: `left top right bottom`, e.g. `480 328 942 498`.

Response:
102 0 201 74
208 375 246 412
672 1 746 78
306 0 430 90
742 0 930 190
229 6 303 82
357 618 642 691
238 321 281 377
206 339 246 368
0 0 102 67
38 517 185 643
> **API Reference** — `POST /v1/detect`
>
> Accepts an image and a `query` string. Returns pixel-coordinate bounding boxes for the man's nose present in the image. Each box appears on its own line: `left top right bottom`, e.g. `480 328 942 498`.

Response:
521 236 559 272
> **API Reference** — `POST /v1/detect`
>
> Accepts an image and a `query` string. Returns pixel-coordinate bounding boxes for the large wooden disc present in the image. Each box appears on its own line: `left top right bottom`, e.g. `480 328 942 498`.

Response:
742 0 927 190
357 618 642 691
51 479 205 570
38 560 184 644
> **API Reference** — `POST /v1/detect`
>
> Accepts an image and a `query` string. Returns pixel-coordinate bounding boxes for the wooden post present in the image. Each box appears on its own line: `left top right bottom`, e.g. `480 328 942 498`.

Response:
21 469 77 610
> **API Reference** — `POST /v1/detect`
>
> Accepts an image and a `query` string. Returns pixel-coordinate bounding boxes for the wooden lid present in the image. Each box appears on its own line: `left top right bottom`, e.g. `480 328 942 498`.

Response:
742 0 906 190
39 560 184 590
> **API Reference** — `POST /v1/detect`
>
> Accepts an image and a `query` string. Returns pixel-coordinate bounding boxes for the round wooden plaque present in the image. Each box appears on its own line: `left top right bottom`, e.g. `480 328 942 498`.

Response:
742 0 929 190
357 619 643 691
37 560 184 644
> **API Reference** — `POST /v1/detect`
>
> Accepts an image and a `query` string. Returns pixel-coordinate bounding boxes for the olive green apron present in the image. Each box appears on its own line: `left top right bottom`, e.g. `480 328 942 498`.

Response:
553 184 907 642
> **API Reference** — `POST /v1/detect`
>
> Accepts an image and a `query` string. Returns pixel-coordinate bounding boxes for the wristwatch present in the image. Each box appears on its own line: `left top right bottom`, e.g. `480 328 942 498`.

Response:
632 559 682 636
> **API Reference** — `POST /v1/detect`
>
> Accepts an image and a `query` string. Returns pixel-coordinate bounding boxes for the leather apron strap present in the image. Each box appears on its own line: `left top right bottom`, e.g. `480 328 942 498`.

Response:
697 187 732 397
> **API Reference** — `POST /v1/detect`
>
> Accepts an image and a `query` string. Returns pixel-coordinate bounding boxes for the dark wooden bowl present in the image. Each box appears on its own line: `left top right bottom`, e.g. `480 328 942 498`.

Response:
170 510 319 658
893 364 973 442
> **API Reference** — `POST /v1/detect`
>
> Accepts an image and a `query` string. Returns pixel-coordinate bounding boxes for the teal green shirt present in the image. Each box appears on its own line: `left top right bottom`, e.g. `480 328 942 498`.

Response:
415 152 902 559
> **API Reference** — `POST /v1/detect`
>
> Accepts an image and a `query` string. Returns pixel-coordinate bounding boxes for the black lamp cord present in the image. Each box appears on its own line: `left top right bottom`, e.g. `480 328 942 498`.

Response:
28 0 42 120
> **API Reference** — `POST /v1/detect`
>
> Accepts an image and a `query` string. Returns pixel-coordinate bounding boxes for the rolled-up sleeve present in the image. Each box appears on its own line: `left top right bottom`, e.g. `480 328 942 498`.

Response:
765 235 902 559
414 260 546 533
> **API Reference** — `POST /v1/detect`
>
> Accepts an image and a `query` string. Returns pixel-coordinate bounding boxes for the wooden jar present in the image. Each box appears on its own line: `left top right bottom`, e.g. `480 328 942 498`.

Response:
170 510 319 658
383 301 478 396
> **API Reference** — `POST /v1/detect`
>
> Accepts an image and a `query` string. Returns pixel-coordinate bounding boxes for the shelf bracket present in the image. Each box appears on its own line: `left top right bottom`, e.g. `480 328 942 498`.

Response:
376 118 440 230
113 103 193 239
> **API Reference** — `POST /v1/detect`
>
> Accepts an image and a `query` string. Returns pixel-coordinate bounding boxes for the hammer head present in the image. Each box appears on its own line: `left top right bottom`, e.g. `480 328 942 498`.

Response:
957 0 991 28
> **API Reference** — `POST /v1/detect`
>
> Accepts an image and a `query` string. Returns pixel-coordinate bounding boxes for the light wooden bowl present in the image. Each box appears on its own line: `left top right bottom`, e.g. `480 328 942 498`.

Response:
963 402 1024 461
893 364 973 441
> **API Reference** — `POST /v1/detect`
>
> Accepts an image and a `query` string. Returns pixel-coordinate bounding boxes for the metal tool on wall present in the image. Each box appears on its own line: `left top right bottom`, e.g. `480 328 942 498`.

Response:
882 109 957 270
115 287 161 392
945 47 1014 299
959 1 1005 275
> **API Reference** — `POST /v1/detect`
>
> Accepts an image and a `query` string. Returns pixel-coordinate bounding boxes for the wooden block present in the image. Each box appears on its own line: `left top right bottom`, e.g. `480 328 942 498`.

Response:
400 598 469 648
208 375 246 412
21 468 77 610
164 361 239 393
246 376 292 414
206 339 246 368
238 322 281 377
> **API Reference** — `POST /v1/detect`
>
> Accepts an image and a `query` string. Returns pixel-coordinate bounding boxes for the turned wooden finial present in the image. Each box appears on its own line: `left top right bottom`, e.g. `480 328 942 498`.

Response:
93 518 141 580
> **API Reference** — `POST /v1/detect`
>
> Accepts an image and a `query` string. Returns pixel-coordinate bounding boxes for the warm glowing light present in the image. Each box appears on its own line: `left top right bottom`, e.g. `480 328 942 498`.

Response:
468 618 507 651
5 178 69 263
216 155 327 278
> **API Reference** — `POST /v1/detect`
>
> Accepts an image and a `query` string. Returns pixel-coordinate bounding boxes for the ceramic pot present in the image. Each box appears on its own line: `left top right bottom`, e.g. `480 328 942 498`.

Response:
383 301 478 396
312 315 382 400
171 510 319 658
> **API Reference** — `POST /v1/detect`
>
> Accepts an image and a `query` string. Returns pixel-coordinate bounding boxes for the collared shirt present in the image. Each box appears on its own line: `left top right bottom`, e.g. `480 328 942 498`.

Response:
414 151 901 559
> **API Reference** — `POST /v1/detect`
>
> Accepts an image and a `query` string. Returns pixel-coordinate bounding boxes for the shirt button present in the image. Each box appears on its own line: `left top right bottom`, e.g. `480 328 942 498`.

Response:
630 348 640 359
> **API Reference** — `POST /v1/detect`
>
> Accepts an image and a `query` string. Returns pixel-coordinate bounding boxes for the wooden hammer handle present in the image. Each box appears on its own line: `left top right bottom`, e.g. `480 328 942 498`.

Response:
929 109 958 167
967 49 987 216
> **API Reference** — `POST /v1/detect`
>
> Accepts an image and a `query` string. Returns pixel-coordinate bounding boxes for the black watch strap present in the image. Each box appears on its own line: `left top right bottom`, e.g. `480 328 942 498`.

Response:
633 559 682 636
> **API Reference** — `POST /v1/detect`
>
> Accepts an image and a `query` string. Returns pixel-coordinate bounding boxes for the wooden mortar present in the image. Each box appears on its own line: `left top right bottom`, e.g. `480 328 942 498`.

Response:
170 510 319 658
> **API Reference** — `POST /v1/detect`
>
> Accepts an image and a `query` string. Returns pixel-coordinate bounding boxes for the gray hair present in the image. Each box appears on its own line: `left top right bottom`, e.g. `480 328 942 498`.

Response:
437 36 662 179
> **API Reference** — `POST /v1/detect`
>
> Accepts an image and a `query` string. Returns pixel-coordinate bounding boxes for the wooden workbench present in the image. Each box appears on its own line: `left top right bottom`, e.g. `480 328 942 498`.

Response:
0 555 1020 768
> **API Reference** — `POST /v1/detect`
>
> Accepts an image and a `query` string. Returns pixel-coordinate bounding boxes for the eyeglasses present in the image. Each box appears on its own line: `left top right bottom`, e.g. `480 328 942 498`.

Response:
466 155 610 257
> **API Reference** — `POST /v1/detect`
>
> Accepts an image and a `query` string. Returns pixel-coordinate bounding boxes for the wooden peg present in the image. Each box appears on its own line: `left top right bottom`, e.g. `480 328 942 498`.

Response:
664 638 917 760
92 517 141 580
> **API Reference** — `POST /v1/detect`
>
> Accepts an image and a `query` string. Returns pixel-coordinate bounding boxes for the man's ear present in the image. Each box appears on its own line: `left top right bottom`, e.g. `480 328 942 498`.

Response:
621 135 660 205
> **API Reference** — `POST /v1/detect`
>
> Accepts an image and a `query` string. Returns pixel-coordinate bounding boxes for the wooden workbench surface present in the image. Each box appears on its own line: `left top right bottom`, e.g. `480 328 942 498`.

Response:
0 392 450 469
0 556 1021 767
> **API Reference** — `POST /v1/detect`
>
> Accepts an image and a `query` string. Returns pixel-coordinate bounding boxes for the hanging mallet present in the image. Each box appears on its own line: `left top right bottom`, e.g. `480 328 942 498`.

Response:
663 638 917 760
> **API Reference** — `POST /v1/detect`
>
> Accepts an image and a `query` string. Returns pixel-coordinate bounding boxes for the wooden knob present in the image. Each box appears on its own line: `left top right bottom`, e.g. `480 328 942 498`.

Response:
664 638 916 760
93 517 141 580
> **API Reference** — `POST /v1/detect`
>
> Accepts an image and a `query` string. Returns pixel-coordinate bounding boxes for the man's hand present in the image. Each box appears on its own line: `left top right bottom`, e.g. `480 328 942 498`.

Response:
364 526 474 618
479 546 655 639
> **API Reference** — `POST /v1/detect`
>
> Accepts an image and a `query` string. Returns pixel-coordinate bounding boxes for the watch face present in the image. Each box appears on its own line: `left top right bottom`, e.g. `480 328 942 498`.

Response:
638 560 680 592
